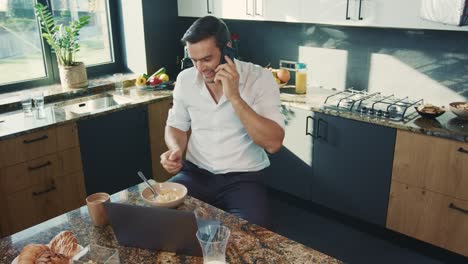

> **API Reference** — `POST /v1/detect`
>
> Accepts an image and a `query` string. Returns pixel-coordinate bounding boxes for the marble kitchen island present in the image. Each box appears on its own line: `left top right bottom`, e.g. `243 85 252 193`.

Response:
0 183 342 264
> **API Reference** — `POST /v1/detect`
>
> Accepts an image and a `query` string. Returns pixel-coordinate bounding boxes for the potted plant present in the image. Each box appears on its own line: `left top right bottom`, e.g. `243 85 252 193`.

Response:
34 3 90 89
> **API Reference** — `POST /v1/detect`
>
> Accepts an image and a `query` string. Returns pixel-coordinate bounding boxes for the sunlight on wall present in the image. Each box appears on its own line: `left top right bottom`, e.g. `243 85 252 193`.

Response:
368 53 465 106
120 0 146 73
299 46 348 91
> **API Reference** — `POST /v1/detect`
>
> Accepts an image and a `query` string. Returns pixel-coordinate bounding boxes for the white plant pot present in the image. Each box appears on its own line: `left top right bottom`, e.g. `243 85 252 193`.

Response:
59 62 88 89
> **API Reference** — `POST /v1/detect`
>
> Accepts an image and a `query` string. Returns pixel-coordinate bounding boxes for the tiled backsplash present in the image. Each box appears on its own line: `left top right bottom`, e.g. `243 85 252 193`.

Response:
178 18 468 106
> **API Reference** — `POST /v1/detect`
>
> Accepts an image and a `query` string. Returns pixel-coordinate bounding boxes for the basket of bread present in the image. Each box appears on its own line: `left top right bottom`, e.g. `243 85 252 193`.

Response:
415 104 446 119
13 231 81 264
449 102 468 120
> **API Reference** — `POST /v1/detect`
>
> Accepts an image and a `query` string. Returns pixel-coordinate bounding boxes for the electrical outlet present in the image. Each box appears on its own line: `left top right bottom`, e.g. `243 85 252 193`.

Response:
279 60 297 71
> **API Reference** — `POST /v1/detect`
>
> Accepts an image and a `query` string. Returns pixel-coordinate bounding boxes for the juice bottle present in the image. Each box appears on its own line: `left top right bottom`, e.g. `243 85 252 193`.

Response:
295 63 307 94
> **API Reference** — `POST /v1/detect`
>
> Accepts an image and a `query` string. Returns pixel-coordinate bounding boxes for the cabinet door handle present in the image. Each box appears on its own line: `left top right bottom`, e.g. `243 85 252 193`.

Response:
317 118 328 142
246 0 253 16
206 0 212 14
32 185 56 196
306 116 316 138
28 161 51 171
345 0 351 20
458 147 468 154
358 0 363 20
449 203 468 215
23 135 48 144
255 0 263 16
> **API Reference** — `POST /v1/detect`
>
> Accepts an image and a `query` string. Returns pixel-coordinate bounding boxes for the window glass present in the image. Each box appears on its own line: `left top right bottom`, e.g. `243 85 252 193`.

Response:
50 0 113 66
0 0 47 85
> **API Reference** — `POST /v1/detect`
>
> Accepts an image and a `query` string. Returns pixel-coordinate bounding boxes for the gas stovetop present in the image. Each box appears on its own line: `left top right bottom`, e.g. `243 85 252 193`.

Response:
323 89 423 122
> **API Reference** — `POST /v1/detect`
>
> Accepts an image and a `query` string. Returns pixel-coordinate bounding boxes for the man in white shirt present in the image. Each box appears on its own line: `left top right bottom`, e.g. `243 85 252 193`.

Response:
161 16 284 227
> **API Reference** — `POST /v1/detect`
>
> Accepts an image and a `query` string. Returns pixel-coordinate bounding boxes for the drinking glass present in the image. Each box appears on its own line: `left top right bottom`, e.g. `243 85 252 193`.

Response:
20 94 33 116
113 73 124 92
196 224 230 264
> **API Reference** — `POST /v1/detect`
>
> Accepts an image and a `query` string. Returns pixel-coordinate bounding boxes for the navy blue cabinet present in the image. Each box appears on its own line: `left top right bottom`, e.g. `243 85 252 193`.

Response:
311 112 396 226
265 106 315 200
78 105 152 195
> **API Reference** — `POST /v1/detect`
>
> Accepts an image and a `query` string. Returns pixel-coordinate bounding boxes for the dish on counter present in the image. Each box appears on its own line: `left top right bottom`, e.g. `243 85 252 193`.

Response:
141 182 187 208
415 104 445 119
12 231 82 264
449 102 468 120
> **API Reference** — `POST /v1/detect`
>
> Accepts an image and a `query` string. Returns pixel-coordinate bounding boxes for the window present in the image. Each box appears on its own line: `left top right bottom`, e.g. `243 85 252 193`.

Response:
0 0 46 85
0 0 119 90
50 0 113 66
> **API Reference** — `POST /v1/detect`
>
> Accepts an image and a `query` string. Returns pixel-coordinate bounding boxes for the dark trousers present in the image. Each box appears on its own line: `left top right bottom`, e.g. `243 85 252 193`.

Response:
169 160 270 227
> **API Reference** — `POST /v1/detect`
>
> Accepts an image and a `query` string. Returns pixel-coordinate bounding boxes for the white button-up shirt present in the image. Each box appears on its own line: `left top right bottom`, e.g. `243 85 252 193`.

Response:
166 59 284 174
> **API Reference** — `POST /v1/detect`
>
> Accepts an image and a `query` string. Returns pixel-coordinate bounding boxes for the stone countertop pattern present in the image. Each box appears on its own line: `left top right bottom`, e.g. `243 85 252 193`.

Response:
280 87 468 143
0 183 342 264
0 86 173 141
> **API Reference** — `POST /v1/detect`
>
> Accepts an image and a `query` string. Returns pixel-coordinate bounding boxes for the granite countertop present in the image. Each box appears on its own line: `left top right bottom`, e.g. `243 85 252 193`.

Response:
0 86 173 141
280 87 468 143
0 81 466 143
0 183 342 264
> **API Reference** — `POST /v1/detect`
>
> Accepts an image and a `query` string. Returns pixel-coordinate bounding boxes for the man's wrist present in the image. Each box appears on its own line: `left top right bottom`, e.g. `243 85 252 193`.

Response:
229 95 244 106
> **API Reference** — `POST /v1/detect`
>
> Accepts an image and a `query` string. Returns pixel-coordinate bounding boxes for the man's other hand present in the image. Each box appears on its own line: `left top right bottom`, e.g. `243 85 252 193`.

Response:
160 149 183 174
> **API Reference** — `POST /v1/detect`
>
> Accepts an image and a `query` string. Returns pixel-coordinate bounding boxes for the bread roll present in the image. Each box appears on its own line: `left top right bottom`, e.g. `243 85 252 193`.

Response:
48 231 79 258
35 250 70 264
17 244 49 264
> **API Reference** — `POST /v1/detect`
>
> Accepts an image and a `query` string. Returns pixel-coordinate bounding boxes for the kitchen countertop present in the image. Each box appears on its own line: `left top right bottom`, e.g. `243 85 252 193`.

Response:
0 183 342 264
280 87 468 143
0 81 466 143
0 86 173 141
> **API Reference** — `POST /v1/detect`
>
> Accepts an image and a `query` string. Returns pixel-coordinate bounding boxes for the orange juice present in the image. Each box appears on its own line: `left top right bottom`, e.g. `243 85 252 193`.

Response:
295 63 307 94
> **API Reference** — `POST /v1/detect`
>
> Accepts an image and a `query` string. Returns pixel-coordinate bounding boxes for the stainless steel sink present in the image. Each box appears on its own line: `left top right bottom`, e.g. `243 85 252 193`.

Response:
54 93 133 116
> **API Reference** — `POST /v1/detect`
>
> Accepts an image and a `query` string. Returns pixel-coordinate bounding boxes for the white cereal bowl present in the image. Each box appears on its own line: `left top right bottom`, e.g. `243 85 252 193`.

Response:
140 182 187 208
449 102 468 120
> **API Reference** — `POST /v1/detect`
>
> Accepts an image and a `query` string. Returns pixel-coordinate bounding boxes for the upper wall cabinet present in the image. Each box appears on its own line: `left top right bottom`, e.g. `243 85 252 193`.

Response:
178 0 221 18
300 0 376 27
178 0 468 31
370 0 468 31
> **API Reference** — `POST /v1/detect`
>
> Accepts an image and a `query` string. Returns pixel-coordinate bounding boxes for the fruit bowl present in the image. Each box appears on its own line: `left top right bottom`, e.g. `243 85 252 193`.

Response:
449 102 468 120
415 104 445 119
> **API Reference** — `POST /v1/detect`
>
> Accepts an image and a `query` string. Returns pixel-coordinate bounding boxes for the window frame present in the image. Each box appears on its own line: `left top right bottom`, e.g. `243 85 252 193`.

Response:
0 0 122 93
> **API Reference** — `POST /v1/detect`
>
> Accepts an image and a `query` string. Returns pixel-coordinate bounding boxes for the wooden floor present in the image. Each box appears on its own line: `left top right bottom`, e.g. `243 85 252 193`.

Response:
267 189 468 264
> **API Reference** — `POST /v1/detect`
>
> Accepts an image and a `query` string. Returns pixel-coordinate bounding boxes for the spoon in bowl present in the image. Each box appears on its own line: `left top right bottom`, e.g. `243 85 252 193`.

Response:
137 171 161 199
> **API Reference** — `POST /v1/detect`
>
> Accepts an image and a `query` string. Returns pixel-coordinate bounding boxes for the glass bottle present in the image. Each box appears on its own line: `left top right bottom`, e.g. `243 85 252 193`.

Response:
295 63 307 94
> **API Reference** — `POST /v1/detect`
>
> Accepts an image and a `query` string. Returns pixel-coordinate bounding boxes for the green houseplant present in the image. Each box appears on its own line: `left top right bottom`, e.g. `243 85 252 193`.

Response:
34 3 90 88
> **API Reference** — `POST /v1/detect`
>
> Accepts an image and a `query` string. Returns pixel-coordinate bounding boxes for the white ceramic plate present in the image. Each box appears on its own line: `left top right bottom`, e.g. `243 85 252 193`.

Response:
12 244 83 264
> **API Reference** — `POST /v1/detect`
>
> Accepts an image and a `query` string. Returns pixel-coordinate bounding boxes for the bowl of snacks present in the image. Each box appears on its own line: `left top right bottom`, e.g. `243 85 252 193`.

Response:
141 182 187 208
449 102 468 120
414 104 446 119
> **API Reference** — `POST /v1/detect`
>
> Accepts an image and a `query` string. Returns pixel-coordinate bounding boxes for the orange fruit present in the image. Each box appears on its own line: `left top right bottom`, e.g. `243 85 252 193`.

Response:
277 69 290 83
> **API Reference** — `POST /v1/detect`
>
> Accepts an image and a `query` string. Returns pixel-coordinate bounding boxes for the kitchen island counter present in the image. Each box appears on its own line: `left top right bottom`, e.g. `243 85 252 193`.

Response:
0 183 342 264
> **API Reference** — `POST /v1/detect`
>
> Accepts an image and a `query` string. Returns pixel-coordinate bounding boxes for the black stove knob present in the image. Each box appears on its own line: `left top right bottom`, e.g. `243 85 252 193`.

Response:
376 110 383 117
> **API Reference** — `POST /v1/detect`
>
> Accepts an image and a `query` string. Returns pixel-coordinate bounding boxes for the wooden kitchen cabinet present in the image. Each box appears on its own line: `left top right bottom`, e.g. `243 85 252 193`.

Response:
148 99 173 182
387 181 468 257
0 122 86 237
392 130 468 202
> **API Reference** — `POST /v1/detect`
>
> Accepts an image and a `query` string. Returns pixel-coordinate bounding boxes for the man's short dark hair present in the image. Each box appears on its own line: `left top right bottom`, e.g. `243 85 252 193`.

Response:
181 16 231 50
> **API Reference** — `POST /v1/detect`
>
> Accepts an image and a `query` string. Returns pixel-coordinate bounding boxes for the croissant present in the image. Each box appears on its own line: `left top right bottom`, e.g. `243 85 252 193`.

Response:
35 250 70 264
48 231 79 258
17 244 49 264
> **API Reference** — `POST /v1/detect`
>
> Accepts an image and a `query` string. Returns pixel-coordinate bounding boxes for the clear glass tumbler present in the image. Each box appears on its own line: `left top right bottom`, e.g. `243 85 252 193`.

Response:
20 94 33 116
196 224 230 264
113 73 124 92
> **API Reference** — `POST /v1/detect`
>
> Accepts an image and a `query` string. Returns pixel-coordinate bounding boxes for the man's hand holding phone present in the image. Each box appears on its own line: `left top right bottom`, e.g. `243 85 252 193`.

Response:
160 149 182 174
215 55 240 102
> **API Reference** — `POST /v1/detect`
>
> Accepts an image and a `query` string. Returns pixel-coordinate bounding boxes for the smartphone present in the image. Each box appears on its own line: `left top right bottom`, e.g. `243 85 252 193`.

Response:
220 46 236 64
